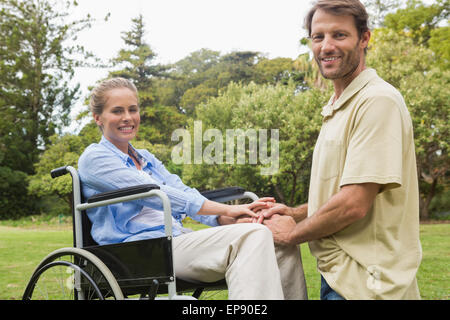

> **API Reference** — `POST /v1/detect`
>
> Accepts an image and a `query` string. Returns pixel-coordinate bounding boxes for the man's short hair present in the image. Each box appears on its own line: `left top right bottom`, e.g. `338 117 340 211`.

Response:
304 0 370 38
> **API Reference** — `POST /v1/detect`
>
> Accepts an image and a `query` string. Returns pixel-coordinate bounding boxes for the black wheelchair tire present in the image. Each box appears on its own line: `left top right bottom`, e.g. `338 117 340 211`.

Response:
22 247 124 300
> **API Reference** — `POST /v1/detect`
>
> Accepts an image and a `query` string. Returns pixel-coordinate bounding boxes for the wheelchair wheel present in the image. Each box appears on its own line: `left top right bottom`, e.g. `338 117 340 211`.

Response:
23 247 124 300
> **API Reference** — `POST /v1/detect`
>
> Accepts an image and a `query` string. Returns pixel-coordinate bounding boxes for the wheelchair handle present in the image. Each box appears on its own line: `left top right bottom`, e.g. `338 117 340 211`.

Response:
51 166 69 179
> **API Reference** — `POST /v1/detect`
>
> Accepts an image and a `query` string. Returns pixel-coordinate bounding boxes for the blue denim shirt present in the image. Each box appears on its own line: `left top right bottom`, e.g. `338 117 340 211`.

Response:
78 136 219 245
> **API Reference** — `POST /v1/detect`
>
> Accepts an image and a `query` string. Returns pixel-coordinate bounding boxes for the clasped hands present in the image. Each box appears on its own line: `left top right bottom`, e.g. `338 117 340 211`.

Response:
226 197 296 245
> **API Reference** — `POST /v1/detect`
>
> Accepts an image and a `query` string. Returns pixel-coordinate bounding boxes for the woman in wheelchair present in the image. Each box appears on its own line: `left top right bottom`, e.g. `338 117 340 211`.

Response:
78 77 307 299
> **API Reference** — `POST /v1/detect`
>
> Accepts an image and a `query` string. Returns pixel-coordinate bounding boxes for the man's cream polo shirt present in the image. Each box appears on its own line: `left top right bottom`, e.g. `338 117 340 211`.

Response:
308 68 422 299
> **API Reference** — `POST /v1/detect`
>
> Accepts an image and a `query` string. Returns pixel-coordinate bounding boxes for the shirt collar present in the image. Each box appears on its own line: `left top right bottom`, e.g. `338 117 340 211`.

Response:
321 68 378 119
127 144 148 168
99 136 149 168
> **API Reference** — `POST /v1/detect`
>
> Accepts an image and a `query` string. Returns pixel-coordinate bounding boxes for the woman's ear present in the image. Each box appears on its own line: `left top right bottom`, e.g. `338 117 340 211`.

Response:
93 113 102 127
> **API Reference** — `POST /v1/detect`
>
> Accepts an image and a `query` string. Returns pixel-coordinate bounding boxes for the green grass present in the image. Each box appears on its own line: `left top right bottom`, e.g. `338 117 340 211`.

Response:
416 223 450 300
0 225 72 300
0 219 448 300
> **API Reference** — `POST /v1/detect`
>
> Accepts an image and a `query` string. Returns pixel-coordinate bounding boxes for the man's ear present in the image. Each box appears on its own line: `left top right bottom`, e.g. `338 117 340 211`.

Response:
360 30 371 51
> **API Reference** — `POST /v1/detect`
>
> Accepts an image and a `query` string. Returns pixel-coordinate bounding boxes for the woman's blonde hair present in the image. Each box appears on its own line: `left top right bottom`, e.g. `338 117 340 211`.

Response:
89 77 138 115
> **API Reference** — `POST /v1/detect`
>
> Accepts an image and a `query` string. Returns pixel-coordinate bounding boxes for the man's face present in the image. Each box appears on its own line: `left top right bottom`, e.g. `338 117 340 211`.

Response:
310 9 369 81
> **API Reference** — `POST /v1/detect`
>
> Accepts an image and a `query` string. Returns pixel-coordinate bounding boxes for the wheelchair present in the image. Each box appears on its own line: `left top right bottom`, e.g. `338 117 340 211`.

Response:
22 166 259 300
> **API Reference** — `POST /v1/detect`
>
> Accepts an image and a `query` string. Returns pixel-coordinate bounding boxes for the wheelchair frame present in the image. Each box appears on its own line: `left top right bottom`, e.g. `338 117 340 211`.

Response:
22 165 258 300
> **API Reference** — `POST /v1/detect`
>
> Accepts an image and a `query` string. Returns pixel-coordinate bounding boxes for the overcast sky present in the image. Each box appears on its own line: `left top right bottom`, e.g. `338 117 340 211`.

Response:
66 0 312 131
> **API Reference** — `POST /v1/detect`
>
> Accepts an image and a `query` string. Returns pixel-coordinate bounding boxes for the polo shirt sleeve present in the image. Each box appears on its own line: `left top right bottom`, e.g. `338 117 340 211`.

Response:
340 94 403 192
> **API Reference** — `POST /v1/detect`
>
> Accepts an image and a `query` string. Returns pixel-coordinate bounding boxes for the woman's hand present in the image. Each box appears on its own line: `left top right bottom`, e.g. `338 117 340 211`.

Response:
226 197 276 220
198 198 276 224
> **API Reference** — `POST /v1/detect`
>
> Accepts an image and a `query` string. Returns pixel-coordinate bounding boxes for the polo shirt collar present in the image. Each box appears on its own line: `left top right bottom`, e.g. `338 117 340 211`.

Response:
321 68 378 119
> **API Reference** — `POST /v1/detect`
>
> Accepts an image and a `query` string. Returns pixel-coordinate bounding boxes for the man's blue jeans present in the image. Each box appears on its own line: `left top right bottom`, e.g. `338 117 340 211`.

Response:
320 276 345 300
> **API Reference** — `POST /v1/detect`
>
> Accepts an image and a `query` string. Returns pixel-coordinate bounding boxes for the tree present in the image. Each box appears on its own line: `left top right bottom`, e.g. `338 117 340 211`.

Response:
362 0 403 28
367 28 449 219
156 49 301 117
179 50 262 116
0 0 95 218
108 14 186 145
381 0 450 69
179 84 218 115
110 15 169 95
428 26 450 69
383 0 449 45
181 81 325 206
253 57 297 85
0 0 94 174
366 0 449 219
405 69 449 219
0 155 34 219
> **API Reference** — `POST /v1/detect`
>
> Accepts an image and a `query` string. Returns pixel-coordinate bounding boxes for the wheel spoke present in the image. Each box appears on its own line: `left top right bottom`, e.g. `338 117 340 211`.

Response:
23 249 121 300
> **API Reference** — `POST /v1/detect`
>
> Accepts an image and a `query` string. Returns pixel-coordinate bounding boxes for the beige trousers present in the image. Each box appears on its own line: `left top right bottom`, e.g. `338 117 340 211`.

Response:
173 223 307 300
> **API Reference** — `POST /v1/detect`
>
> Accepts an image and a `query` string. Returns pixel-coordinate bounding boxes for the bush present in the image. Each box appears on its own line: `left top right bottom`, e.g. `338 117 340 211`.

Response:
0 166 37 219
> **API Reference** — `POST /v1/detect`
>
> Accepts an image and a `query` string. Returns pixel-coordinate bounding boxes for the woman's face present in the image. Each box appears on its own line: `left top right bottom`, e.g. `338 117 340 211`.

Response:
94 87 140 153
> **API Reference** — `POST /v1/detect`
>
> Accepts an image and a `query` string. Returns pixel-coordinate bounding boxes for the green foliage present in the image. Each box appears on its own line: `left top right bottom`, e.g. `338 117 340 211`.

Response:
383 0 449 45
253 57 298 85
0 0 94 174
180 84 218 115
402 69 449 219
367 27 449 219
182 82 325 206
107 14 186 145
154 49 299 117
381 0 449 69
362 0 403 28
429 26 450 69
367 28 434 87
110 14 169 92
0 166 37 219
28 134 84 202
28 126 101 202
0 0 96 219
2 0 448 221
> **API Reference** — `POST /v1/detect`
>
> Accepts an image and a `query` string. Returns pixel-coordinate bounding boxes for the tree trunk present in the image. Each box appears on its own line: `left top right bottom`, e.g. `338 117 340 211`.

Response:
274 184 285 204
419 178 437 220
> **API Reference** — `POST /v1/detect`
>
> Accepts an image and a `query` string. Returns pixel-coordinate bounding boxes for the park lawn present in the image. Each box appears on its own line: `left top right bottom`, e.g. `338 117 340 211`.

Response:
0 225 72 300
416 223 450 300
0 222 448 300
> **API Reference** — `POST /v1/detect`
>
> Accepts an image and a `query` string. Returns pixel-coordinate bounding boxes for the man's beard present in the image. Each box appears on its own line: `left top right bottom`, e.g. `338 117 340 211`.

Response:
316 43 361 80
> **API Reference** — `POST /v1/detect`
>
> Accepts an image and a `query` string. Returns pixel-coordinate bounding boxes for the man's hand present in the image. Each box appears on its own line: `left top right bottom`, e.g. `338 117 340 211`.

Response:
263 214 297 245
256 202 307 224
261 203 294 219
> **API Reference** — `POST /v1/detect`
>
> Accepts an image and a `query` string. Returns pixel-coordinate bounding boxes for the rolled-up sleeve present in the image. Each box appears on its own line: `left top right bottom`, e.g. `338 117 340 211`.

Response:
145 151 219 227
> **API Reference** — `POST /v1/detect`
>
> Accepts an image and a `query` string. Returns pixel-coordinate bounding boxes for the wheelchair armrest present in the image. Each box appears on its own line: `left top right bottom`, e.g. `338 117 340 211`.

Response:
200 186 245 200
87 184 160 203
200 186 258 203
77 185 173 240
